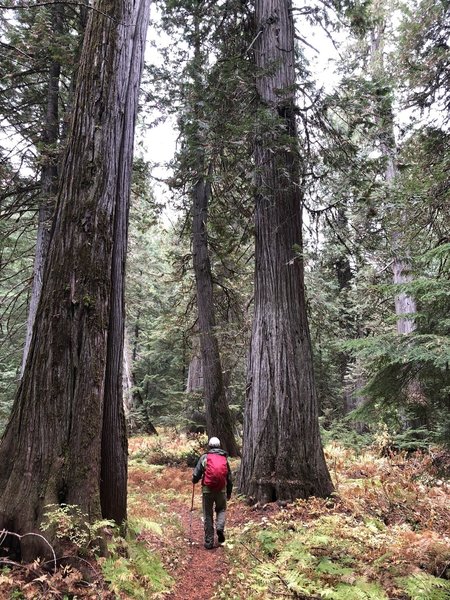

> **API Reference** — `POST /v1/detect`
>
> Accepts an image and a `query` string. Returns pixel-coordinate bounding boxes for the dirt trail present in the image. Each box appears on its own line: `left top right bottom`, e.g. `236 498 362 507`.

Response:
164 496 230 600
131 466 245 600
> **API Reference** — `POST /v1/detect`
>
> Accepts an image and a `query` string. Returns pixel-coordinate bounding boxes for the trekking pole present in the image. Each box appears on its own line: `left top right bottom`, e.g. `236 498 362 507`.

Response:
188 483 195 544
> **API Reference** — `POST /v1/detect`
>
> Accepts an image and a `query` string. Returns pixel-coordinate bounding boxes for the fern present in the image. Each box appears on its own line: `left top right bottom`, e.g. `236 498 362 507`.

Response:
129 541 173 592
397 572 450 600
257 529 281 556
283 569 322 595
278 539 316 567
101 539 173 598
128 516 164 537
316 558 354 576
102 556 144 599
322 579 388 599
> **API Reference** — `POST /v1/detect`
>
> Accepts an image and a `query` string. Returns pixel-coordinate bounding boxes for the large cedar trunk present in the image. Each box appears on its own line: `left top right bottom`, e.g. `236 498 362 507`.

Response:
0 0 150 558
192 170 240 456
238 0 333 502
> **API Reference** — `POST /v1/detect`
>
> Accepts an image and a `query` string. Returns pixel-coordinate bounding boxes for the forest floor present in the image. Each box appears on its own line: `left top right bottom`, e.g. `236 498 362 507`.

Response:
1 433 450 599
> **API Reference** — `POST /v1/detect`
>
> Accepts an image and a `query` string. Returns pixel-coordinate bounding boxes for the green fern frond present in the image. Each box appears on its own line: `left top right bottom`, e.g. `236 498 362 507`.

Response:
102 556 144 599
129 541 173 592
322 579 388 599
316 558 354 576
101 540 173 598
128 516 164 537
397 572 450 600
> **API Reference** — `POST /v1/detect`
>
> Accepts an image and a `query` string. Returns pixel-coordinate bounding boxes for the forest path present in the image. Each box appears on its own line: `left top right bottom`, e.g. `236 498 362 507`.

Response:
164 493 229 600
129 464 247 600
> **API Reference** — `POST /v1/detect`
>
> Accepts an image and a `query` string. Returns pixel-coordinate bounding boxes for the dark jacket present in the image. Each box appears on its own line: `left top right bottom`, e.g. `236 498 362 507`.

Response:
192 448 233 498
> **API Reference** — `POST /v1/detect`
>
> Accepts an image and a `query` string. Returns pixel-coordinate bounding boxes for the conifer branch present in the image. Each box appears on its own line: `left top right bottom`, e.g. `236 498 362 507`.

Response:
0 1 118 23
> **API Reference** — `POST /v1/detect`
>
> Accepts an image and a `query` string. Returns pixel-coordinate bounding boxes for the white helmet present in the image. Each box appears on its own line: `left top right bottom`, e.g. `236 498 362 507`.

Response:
208 436 221 448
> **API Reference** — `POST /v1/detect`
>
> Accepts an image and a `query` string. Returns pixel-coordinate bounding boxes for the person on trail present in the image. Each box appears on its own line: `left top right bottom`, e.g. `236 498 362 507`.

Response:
192 436 233 549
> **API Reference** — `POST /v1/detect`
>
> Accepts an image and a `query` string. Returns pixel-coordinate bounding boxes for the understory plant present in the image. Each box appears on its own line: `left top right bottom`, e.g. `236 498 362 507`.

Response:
218 444 450 600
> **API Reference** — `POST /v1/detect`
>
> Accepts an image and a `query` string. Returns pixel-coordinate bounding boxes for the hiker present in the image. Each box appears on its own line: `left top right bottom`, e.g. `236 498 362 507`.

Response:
192 436 233 549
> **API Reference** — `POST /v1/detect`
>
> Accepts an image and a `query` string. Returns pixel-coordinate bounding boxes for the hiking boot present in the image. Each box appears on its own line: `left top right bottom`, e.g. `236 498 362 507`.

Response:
204 543 214 550
217 530 225 544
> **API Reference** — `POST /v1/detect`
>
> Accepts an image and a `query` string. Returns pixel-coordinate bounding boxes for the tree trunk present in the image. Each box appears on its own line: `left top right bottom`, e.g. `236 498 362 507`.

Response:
370 14 425 417
20 4 63 377
188 7 239 457
370 19 418 335
186 351 203 393
0 0 151 558
238 0 334 503
192 168 240 456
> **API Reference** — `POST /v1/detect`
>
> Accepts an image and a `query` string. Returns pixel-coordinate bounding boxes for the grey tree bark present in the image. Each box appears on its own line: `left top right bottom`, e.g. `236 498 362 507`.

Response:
238 0 334 502
192 167 240 456
0 0 151 558
20 4 63 377
186 350 203 393
370 16 418 335
189 8 239 457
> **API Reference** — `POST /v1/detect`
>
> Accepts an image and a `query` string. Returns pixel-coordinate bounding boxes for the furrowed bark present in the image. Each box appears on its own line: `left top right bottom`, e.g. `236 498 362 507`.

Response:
0 0 151 559
238 0 333 502
192 166 240 457
20 4 63 377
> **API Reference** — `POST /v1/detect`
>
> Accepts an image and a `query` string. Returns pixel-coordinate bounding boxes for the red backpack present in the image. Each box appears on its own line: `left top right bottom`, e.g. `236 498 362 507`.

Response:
203 453 228 491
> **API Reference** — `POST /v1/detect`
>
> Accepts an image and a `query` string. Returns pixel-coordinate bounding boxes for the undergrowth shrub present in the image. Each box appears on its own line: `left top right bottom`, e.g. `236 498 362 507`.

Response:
320 419 373 451
41 504 115 556
397 573 450 600
129 430 207 467
100 538 173 599
219 443 450 600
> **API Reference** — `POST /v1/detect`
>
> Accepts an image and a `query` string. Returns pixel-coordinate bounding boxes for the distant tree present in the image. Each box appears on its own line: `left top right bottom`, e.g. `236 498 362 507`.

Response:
126 184 185 432
151 0 255 454
0 0 151 558
189 6 239 455
238 0 334 502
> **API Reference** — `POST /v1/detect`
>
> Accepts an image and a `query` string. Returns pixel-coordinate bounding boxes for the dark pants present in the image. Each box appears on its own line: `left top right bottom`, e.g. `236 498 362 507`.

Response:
202 491 226 547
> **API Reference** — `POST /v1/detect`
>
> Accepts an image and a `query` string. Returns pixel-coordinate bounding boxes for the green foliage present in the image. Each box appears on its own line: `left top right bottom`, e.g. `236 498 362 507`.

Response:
390 427 441 452
225 515 397 599
322 580 388 599
127 516 164 538
397 572 450 600
41 504 116 555
126 192 187 429
321 419 374 450
101 540 173 599
129 431 206 467
397 0 450 118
